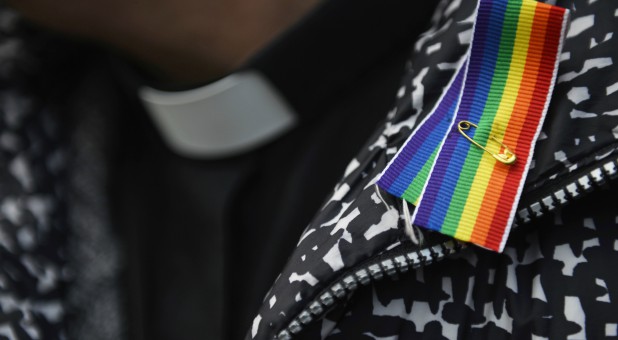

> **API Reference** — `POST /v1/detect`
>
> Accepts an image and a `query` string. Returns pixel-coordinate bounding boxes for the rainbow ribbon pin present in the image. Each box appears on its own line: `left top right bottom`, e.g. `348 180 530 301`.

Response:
378 0 569 252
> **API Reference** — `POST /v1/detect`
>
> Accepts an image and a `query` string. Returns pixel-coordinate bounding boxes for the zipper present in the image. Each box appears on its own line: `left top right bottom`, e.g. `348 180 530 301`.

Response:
275 155 618 340
514 156 618 224
276 239 465 340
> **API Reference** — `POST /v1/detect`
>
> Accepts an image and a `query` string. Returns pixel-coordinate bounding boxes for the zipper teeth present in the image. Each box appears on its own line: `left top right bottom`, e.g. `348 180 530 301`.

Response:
514 157 618 225
275 156 618 340
276 240 464 340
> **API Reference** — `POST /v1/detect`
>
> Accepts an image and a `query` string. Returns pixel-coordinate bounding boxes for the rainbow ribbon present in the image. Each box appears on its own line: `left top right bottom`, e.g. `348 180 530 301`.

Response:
378 0 569 252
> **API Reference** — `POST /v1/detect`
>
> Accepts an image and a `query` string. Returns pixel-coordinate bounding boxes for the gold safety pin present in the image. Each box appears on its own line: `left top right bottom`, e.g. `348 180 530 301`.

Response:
457 120 516 165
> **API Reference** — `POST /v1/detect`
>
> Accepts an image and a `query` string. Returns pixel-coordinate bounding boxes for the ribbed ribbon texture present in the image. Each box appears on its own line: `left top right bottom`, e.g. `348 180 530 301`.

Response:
378 0 569 252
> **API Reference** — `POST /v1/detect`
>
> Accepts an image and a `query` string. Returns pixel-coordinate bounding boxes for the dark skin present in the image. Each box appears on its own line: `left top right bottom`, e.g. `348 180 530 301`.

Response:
9 0 320 83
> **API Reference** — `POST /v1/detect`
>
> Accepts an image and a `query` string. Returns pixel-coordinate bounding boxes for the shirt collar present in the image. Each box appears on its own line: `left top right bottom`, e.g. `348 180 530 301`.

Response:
140 72 297 158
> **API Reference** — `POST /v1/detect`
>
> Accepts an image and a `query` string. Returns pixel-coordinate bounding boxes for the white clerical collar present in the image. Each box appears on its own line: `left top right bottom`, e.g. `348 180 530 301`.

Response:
139 71 297 159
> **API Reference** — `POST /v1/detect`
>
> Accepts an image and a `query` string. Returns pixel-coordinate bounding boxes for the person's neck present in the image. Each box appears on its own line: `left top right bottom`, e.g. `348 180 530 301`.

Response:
127 0 322 84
